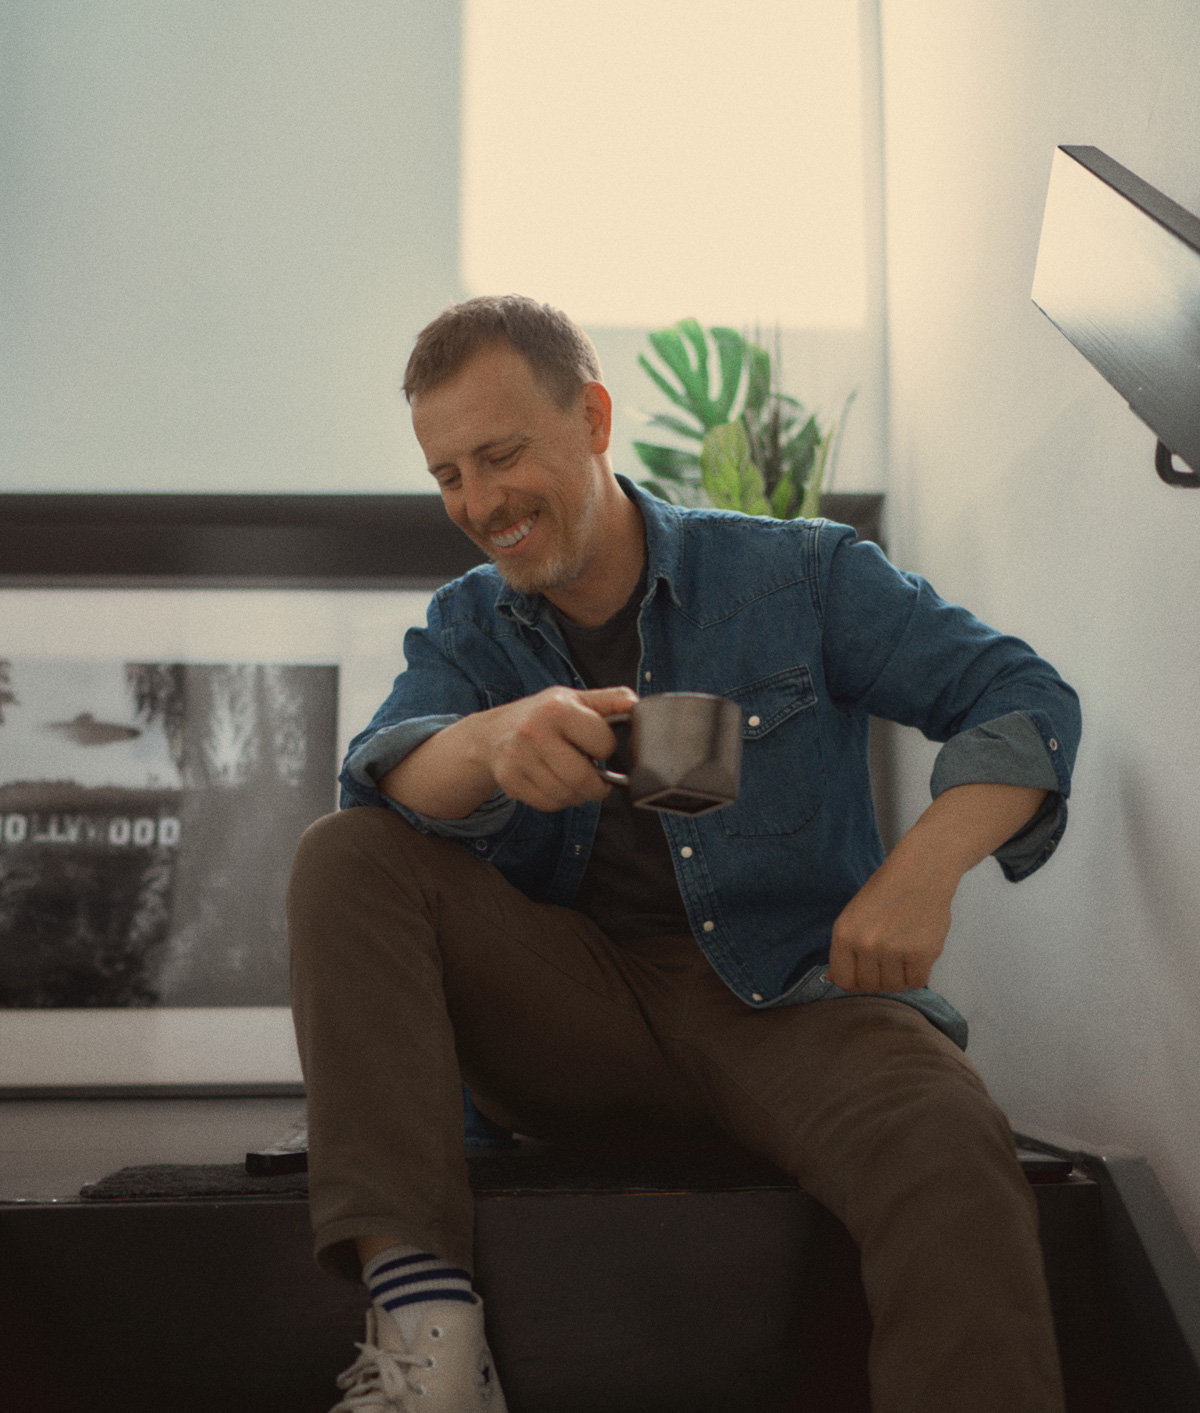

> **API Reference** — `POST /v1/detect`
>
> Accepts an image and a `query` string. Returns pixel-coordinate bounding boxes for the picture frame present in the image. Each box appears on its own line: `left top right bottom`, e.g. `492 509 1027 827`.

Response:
0 581 445 1091
0 494 475 1093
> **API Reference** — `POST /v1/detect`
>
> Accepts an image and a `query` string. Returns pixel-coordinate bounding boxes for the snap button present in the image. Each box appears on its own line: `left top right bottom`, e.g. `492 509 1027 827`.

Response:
751 992 763 1002
572 844 582 856
748 714 761 727
1049 738 1058 750
680 846 693 858
702 920 715 932
474 840 487 852
819 972 829 983
644 670 652 682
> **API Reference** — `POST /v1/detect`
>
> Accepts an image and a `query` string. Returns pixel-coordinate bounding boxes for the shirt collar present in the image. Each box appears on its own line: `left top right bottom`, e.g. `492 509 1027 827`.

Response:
494 474 685 627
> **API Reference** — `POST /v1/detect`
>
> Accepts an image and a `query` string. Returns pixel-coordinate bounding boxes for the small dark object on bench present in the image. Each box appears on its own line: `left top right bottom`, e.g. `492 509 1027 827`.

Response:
245 1114 311 1177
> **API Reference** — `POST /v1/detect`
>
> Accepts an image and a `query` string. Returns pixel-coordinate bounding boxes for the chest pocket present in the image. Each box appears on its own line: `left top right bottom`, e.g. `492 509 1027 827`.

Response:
718 665 826 838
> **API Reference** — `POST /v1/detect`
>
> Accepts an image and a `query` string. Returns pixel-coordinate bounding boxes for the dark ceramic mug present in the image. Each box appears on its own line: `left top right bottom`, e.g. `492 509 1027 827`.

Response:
596 691 743 816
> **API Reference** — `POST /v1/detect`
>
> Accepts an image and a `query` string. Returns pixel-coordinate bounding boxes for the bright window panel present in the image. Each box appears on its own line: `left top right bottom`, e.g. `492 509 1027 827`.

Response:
462 0 867 329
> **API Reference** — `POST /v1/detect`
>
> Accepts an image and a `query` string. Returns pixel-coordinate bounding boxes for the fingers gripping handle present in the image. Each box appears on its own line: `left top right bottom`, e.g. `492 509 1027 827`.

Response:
595 711 631 786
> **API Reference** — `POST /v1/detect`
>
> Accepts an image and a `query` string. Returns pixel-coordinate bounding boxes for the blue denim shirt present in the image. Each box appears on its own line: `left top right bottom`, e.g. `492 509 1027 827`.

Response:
340 478 1081 1052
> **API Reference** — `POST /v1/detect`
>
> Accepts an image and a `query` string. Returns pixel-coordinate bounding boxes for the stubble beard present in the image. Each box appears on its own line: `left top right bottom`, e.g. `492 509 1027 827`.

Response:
493 542 580 595
482 480 600 596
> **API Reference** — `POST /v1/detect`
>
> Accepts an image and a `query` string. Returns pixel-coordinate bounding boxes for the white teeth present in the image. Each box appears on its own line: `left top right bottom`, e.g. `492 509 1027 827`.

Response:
491 514 536 548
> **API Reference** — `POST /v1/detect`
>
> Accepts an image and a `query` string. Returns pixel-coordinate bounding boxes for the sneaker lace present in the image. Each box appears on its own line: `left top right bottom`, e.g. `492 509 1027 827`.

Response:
332 1339 435 1410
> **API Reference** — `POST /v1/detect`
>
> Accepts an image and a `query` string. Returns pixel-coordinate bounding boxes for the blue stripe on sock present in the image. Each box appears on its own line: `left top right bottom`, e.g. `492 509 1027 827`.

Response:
382 1288 476 1310
367 1252 439 1280
371 1267 472 1298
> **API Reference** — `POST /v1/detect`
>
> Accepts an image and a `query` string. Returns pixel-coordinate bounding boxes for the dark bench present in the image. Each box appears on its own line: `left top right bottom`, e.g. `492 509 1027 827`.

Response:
2 1132 1163 1413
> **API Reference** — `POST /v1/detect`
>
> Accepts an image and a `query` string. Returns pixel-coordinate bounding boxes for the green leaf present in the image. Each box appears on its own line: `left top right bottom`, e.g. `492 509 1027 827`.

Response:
709 327 746 424
633 442 700 480
645 411 706 442
798 428 832 519
646 328 707 412
781 414 821 483
770 467 797 519
648 325 709 412
637 353 693 415
700 422 770 516
699 424 743 510
743 344 772 417
675 319 711 407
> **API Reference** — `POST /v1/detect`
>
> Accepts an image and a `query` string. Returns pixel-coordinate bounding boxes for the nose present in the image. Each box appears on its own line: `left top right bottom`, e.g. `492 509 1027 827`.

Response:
458 465 507 531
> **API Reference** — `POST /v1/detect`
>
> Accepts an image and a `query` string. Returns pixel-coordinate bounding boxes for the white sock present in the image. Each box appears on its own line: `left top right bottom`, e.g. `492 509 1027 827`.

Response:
362 1244 475 1347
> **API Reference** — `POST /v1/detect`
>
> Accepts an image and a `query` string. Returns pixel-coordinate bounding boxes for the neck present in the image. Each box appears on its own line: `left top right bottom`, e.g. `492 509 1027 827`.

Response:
543 480 645 627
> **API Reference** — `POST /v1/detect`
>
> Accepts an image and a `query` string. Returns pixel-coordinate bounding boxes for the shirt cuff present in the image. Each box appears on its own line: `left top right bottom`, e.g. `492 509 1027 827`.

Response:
344 715 463 791
929 710 1065 881
341 715 518 841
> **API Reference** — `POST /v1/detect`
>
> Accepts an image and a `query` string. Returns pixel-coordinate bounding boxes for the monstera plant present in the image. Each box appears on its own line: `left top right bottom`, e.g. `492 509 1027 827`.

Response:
633 318 854 519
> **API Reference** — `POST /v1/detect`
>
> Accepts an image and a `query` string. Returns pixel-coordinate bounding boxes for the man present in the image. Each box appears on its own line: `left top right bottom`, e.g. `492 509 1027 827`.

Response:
288 295 1081 1413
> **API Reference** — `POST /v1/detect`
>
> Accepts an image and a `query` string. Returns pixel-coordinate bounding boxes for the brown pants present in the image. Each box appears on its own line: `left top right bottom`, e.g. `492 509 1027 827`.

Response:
287 806 1066 1413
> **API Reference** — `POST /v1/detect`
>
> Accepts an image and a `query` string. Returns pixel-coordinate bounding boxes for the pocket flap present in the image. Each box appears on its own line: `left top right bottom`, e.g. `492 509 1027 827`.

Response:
726 666 816 739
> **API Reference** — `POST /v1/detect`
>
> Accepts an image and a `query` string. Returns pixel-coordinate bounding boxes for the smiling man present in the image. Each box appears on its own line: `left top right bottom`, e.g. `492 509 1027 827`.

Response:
418 339 637 609
288 296 1081 1413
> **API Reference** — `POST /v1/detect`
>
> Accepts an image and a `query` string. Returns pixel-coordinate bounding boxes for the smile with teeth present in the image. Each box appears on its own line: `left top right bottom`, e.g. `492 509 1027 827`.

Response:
490 512 538 549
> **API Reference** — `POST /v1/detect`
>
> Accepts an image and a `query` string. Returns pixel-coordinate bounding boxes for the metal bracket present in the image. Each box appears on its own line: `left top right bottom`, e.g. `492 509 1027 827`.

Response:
1155 440 1200 488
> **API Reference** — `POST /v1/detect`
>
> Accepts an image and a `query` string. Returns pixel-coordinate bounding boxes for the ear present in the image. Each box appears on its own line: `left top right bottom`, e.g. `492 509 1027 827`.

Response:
580 381 612 454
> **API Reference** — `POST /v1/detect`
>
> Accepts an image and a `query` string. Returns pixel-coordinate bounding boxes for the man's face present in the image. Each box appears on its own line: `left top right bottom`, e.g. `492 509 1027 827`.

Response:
412 341 610 596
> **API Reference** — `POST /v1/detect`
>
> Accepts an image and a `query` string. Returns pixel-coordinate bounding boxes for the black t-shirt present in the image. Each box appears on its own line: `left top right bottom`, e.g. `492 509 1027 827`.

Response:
550 569 692 942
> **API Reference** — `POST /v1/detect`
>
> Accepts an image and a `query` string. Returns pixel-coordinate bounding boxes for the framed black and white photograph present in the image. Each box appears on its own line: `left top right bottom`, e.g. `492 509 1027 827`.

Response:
0 572 439 1090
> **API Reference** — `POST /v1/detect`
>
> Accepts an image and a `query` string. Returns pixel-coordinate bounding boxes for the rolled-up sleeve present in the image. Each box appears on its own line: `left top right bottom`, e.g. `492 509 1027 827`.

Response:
821 529 1082 880
341 713 519 841
343 714 463 792
930 709 1066 880
336 593 519 842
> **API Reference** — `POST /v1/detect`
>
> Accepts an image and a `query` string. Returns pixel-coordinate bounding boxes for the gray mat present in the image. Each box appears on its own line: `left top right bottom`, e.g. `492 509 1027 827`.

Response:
80 1163 309 1201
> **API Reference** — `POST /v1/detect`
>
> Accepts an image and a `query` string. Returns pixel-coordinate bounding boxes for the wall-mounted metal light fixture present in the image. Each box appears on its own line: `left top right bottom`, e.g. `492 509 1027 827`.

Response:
1032 146 1200 487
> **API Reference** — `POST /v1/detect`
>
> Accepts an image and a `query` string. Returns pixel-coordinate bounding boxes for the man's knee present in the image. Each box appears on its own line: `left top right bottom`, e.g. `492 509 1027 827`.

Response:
294 803 399 863
290 804 422 893
288 808 402 936
287 805 488 939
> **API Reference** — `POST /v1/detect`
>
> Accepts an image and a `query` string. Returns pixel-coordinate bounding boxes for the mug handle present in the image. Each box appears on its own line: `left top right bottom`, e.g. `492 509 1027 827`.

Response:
595 711 631 785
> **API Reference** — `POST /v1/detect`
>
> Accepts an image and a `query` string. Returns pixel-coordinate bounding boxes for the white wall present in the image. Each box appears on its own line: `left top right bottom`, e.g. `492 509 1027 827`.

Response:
1 0 463 493
1 1 886 497
879 0 1200 1253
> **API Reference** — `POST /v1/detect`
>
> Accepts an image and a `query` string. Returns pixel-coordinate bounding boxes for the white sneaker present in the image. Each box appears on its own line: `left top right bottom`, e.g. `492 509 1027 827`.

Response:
330 1296 508 1411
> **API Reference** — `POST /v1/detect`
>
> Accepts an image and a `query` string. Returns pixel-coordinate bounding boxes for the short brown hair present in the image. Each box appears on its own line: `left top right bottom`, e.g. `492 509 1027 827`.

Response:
403 295 603 408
